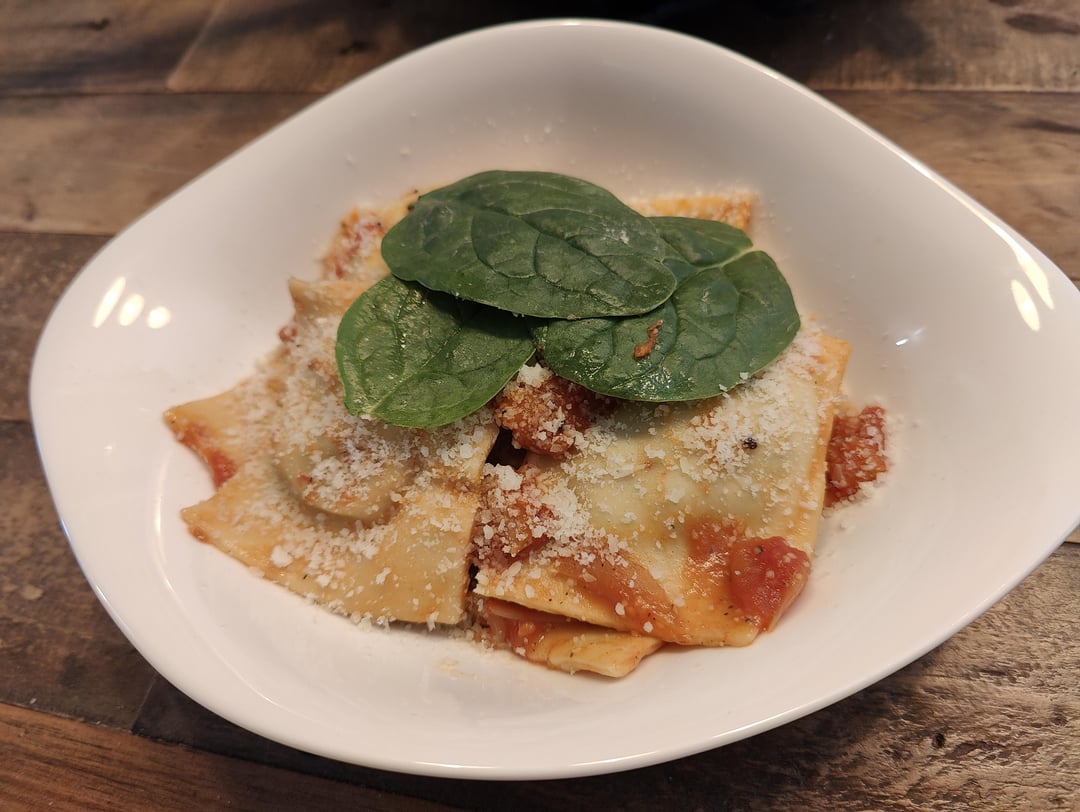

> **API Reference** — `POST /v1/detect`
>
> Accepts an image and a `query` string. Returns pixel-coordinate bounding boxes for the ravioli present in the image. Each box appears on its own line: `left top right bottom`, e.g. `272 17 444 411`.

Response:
166 271 498 626
165 184 883 678
472 329 849 647
476 598 664 678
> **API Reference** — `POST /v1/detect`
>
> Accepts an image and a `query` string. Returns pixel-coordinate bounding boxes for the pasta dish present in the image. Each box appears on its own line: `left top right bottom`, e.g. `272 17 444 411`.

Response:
165 172 888 677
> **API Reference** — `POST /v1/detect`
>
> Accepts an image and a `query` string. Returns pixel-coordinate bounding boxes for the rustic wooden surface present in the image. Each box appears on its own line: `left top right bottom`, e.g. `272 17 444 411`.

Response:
3 1 1079 809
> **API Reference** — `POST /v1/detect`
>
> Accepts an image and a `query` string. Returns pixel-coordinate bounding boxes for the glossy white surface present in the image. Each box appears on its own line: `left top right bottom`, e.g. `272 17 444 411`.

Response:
30 20 1080 779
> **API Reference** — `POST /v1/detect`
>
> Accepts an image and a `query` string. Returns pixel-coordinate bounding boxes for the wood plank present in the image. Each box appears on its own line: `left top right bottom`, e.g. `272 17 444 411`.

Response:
167 0 517 94
0 0 214 95
164 0 1080 95
132 674 1080 810
0 232 107 422
2 1 1078 98
0 92 314 236
654 0 1080 92
0 703 453 812
128 546 1079 808
0 421 158 728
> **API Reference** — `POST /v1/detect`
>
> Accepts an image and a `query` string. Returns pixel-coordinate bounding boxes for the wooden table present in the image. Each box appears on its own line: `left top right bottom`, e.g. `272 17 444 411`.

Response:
4 2 1079 808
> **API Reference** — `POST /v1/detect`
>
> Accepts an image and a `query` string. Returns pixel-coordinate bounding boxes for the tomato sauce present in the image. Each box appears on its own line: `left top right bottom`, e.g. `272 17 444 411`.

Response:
551 551 682 640
167 418 237 487
687 521 810 632
825 404 888 506
495 372 614 458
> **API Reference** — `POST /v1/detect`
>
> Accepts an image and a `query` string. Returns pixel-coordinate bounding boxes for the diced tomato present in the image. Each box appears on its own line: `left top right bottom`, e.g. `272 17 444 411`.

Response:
825 404 888 506
495 372 614 458
727 537 810 631
687 521 811 632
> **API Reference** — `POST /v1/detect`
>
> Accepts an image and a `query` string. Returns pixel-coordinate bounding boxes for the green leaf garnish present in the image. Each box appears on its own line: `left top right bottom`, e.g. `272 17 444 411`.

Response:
535 268 738 401
336 172 801 427
381 170 676 319
535 218 798 400
653 215 753 282
335 275 534 428
535 220 799 400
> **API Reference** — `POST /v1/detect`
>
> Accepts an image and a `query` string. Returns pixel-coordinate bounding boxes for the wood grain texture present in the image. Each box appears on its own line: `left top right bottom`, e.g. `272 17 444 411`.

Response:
126 546 1079 809
167 0 525 94
162 0 1080 95
0 232 107 421
0 421 157 728
0 703 453 812
0 93 313 235
3 1 1079 97
650 0 1080 92
0 0 214 95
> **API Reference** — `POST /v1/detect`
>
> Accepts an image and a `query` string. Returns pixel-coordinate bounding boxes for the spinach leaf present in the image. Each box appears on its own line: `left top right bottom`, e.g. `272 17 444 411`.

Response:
653 216 752 282
335 275 534 428
337 179 801 427
381 170 676 319
534 218 799 401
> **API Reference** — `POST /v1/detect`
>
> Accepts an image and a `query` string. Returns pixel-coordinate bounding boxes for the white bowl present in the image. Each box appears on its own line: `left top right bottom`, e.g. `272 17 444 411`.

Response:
30 19 1080 779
